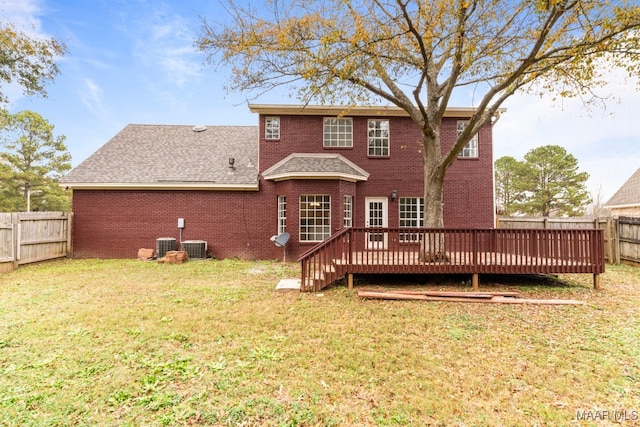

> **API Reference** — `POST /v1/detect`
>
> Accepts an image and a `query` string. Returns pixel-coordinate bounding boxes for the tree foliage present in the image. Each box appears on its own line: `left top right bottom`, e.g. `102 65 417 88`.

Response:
494 155 524 216
199 0 640 226
0 23 67 104
0 109 72 212
495 145 592 217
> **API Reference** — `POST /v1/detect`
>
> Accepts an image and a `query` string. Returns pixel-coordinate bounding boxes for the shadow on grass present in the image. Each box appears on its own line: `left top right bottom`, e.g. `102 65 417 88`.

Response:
333 272 578 291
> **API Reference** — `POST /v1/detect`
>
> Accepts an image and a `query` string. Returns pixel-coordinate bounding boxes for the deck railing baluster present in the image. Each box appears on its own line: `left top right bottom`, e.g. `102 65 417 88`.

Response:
298 227 605 291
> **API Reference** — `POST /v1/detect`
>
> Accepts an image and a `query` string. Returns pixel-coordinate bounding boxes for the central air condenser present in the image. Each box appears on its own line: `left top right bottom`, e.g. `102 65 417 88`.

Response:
156 237 176 258
181 240 207 259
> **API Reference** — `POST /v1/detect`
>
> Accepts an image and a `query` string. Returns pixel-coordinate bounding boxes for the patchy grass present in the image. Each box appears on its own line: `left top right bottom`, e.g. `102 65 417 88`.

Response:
0 259 638 426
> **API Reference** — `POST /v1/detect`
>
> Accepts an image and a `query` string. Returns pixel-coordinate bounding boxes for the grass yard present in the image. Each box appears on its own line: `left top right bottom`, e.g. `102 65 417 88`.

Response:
0 259 639 426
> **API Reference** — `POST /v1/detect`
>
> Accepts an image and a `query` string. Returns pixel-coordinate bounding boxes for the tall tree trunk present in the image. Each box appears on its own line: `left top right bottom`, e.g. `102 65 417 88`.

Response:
420 129 447 262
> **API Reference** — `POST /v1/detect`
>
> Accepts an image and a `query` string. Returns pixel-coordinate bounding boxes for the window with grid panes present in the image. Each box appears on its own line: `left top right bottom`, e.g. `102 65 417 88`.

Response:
299 195 331 241
368 119 389 156
457 121 478 157
277 195 286 234
265 117 280 139
323 117 353 147
399 197 424 241
343 195 353 228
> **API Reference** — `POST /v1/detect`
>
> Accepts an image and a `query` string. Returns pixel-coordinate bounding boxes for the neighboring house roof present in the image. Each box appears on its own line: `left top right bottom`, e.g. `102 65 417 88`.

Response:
262 153 370 182
605 167 640 209
60 125 259 190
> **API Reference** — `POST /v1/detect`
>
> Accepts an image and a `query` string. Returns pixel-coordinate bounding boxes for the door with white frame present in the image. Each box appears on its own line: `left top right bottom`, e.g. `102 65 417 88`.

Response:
365 197 388 250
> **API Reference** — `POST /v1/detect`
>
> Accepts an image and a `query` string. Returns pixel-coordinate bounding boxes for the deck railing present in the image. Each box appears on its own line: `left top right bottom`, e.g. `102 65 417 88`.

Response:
298 227 605 292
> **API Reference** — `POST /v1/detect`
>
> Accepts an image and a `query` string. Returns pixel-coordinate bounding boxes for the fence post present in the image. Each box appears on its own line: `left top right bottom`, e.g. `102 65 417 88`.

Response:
11 213 19 270
66 212 74 258
611 218 620 264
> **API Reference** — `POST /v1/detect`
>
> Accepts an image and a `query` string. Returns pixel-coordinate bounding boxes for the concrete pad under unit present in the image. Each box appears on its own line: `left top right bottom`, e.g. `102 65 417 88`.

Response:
276 278 301 291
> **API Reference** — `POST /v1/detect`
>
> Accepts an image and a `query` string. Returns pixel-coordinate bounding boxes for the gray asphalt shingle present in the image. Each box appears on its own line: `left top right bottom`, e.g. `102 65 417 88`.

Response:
605 167 640 207
60 125 258 186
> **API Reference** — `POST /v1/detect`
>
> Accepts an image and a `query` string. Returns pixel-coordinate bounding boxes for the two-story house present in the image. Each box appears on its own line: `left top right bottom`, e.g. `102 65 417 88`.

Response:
60 104 497 260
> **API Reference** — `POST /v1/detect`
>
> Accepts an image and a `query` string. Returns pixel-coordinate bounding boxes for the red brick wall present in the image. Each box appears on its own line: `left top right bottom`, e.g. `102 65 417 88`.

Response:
259 114 495 229
71 113 495 260
71 190 281 259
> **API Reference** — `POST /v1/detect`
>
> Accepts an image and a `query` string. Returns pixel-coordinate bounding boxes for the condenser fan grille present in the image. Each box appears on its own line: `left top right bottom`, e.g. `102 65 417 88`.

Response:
156 238 176 258
182 240 207 259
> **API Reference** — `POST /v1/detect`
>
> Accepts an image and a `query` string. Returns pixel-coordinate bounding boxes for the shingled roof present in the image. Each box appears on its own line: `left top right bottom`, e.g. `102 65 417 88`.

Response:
605 167 640 208
262 153 370 182
61 125 259 190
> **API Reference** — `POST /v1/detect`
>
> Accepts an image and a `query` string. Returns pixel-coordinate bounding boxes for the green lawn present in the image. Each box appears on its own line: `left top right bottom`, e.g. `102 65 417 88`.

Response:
1 259 639 426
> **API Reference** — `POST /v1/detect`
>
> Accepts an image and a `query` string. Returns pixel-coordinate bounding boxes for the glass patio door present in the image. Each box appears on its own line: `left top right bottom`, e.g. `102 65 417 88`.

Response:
365 197 388 249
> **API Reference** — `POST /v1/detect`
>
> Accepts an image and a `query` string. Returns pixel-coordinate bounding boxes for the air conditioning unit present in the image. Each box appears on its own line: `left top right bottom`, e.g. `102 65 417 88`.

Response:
156 237 176 258
182 240 207 259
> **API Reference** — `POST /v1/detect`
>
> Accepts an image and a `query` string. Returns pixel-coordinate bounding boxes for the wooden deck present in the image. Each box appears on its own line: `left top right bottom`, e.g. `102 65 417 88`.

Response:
298 227 605 292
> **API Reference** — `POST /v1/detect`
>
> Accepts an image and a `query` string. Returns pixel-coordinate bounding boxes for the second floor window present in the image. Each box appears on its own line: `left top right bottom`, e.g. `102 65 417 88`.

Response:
457 121 479 158
323 117 352 147
368 119 389 156
265 117 280 139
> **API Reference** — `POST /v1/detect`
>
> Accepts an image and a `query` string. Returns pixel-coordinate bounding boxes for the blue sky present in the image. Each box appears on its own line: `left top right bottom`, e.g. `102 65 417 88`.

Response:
3 0 639 204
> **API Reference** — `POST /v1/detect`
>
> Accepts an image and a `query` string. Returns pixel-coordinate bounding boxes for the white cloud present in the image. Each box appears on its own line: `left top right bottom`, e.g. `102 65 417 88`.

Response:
494 68 640 201
0 0 43 33
128 4 203 87
79 78 105 115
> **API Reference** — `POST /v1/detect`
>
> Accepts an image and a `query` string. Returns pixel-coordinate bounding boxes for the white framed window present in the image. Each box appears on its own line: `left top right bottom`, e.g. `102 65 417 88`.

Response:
399 197 424 242
323 117 353 147
277 195 286 234
266 117 280 140
457 121 478 158
368 119 389 156
343 195 353 228
300 195 331 242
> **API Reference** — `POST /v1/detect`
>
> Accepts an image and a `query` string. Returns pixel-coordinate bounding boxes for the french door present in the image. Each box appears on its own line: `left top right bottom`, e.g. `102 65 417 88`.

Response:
365 197 388 249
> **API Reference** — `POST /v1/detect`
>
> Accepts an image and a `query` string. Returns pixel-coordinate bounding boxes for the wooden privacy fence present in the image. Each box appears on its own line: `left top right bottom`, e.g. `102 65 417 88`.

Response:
0 212 72 274
617 217 640 265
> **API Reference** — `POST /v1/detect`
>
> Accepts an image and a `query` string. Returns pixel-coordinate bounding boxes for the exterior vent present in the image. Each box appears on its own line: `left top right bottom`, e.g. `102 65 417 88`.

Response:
192 125 207 132
182 240 207 259
156 237 176 258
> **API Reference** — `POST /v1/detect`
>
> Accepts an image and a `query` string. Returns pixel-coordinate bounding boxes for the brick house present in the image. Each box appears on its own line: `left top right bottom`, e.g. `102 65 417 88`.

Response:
60 104 498 260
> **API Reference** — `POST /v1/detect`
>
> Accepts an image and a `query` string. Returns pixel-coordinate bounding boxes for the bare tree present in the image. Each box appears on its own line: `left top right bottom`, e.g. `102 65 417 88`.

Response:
198 0 640 234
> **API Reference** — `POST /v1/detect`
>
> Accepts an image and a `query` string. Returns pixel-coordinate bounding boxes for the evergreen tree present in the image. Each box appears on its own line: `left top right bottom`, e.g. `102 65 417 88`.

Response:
495 145 592 217
0 109 71 212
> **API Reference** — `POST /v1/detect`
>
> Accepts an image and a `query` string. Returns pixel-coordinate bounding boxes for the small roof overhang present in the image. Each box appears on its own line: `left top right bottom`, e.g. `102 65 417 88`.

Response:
262 153 370 182
249 104 502 118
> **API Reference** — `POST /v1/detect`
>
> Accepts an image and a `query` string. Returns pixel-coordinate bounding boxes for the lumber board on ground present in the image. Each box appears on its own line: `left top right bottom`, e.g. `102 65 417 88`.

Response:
374 290 522 298
357 290 585 306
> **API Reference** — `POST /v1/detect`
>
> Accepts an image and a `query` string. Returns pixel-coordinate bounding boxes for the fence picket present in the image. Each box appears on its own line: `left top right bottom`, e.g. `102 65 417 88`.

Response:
0 212 71 273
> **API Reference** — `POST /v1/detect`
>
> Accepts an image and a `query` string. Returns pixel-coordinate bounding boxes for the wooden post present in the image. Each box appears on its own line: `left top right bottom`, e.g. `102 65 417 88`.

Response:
347 273 353 290
66 212 73 258
593 274 600 290
613 218 621 264
12 213 19 270
472 273 479 291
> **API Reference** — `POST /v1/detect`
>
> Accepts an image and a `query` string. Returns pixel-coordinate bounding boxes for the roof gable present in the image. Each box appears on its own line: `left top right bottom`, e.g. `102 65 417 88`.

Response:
605 167 640 208
262 153 370 182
